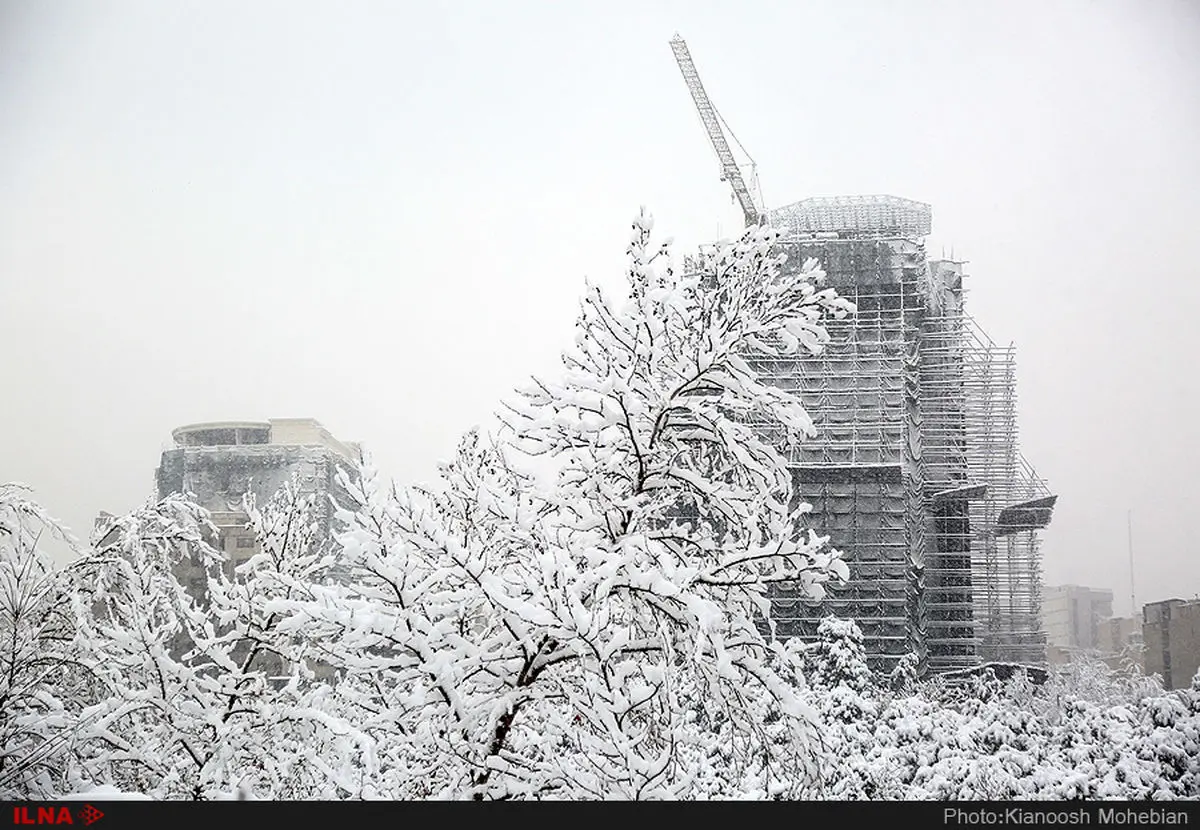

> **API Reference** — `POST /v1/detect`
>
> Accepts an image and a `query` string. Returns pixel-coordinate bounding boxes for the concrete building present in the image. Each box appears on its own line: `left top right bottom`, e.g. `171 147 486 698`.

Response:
1143 598 1200 690
146 418 361 675
1041 584 1114 664
91 419 361 676
1097 616 1143 673
155 418 361 570
750 196 1055 673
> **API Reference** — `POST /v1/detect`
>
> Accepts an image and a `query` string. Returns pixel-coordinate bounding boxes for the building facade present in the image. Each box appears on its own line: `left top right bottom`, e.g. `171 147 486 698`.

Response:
1041 584 1115 664
148 418 361 674
752 195 1055 673
1143 598 1200 690
1097 615 1143 672
155 418 361 566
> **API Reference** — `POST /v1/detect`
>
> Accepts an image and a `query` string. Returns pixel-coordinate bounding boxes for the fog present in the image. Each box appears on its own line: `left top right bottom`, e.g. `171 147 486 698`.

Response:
1 0 1197 617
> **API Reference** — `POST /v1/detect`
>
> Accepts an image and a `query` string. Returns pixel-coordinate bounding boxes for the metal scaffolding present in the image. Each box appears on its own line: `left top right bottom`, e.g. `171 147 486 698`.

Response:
662 37 1053 672
770 195 933 239
919 271 1053 667
750 229 935 670
743 195 1055 673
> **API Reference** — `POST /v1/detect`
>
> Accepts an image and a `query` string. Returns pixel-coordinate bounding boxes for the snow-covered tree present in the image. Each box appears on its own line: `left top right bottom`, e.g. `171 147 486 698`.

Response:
195 480 373 798
1042 653 1164 714
267 213 854 799
801 617 872 694
0 484 95 798
62 489 368 799
62 495 231 797
888 653 921 694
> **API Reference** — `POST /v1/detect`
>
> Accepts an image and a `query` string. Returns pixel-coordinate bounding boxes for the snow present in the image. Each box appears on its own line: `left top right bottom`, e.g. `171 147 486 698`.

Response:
3 215 1198 801
59 786 154 801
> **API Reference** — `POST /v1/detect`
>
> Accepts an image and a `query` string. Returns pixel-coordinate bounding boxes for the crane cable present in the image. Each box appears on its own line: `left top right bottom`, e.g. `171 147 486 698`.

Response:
712 102 765 214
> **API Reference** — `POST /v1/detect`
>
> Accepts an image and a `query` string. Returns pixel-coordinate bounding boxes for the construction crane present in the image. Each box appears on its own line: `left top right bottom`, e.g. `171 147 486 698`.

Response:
669 34 763 229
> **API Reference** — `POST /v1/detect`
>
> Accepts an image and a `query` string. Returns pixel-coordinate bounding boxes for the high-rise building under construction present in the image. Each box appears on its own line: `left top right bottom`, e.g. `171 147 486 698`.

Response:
754 195 1056 673
668 35 1057 673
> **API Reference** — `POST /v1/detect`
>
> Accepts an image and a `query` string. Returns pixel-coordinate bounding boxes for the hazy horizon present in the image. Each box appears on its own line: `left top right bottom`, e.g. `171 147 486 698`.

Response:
2 0 1197 617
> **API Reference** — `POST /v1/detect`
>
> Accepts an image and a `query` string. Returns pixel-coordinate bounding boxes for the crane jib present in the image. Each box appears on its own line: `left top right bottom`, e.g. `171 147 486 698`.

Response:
669 36 762 228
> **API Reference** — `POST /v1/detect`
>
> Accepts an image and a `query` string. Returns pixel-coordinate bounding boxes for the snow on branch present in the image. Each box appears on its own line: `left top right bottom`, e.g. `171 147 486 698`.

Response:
260 214 854 798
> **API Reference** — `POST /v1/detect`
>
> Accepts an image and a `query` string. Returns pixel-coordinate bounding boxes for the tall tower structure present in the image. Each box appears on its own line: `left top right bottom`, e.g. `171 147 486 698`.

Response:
664 34 1055 672
753 196 1055 672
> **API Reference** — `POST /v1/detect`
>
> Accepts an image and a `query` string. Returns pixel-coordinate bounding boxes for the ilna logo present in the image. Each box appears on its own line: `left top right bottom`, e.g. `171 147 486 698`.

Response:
12 806 104 826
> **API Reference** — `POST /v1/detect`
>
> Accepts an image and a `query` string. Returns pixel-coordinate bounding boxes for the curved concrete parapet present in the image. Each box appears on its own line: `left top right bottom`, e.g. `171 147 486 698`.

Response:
168 419 358 462
171 422 272 447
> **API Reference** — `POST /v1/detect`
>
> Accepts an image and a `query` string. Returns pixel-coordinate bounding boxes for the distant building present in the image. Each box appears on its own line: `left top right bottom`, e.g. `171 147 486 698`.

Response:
1041 584 1114 664
133 418 362 676
1097 616 1143 673
1143 599 1200 690
155 418 361 579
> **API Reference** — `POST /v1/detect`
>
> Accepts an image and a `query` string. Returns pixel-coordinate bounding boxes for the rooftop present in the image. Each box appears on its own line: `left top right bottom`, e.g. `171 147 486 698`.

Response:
768 194 933 239
169 418 359 463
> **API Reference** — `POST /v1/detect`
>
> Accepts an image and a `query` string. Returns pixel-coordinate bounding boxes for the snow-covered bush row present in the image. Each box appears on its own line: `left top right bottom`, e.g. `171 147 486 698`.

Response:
801 619 1200 801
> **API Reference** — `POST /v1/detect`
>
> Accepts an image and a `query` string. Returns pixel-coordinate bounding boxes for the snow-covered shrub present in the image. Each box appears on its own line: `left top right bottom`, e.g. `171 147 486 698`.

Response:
801 617 872 694
888 653 920 694
804 654 1200 801
1039 653 1164 719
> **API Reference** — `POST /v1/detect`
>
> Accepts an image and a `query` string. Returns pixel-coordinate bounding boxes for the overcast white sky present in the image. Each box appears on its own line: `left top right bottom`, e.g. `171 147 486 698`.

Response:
2 1 1197 616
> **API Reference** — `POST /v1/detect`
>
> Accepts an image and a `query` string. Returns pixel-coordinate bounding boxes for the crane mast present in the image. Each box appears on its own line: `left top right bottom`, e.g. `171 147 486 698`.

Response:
669 35 762 228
